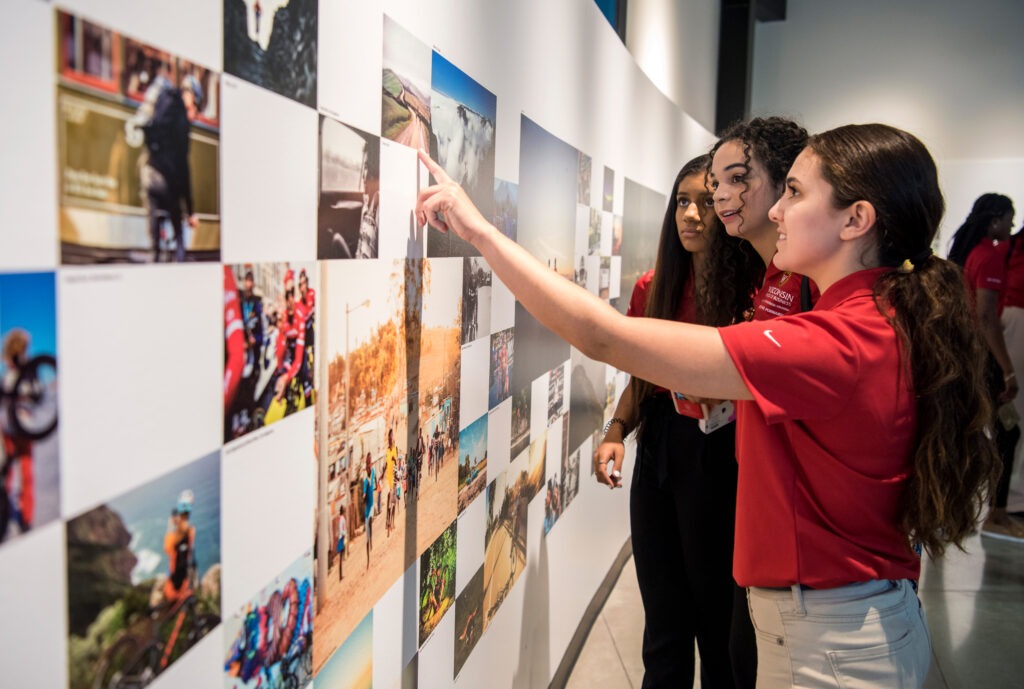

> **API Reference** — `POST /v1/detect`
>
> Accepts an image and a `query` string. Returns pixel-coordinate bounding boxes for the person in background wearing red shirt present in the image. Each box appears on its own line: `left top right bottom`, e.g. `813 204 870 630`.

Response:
595 155 759 689
948 194 1022 540
1002 225 1024 510
415 123 1000 689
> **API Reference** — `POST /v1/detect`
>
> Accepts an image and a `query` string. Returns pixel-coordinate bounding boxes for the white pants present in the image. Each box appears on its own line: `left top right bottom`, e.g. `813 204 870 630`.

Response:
747 579 931 688
1002 306 1024 511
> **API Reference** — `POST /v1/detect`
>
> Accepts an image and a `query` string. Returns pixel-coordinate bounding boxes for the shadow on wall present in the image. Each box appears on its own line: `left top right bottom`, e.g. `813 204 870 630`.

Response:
512 529 551 689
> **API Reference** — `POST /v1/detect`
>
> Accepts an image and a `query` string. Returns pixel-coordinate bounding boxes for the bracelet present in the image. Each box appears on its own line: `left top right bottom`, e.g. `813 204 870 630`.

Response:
602 417 628 435
1007 371 1017 383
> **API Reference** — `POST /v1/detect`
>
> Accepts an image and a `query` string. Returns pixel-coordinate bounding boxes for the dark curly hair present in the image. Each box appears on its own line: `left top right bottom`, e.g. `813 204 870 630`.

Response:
947 193 1014 266
628 155 759 424
809 123 1000 557
704 117 807 270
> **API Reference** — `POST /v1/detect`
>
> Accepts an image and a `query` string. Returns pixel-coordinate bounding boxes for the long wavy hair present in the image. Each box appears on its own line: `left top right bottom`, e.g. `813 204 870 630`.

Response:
628 155 758 425
809 123 1000 557
947 193 1014 266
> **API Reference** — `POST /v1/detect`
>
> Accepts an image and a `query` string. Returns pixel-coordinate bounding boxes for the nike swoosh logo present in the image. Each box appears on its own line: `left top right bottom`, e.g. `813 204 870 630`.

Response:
763 330 782 348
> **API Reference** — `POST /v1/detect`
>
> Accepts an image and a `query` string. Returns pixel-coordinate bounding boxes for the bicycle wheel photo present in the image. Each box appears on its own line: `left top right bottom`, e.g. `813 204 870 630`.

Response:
8 354 58 441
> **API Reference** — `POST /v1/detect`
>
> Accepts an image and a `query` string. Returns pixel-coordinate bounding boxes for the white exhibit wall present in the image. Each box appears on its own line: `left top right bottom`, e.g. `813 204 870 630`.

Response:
626 0 720 133
751 0 1024 252
1 0 718 688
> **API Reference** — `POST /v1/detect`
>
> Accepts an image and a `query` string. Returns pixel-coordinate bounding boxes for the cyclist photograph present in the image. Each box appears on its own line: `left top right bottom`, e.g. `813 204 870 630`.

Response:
57 10 221 264
224 263 316 442
0 272 59 546
65 452 221 689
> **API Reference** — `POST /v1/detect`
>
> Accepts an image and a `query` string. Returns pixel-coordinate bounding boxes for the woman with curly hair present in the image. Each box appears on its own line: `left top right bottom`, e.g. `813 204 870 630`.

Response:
594 154 759 688
416 123 1000 688
949 193 1022 540
705 116 817 687
708 117 817 320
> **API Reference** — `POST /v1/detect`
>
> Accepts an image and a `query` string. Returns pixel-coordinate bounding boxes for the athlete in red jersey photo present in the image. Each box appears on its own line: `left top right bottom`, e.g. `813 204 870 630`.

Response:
274 279 306 403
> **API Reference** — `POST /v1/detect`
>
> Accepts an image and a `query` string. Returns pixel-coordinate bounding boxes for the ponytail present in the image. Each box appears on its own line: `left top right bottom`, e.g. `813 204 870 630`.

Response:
875 256 1000 556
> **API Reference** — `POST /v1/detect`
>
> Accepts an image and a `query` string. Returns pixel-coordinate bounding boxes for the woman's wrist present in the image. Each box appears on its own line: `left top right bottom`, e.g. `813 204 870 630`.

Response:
1006 370 1017 383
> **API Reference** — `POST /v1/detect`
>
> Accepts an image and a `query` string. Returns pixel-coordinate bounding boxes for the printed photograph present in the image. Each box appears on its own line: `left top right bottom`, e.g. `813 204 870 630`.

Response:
57 10 220 264
545 440 580 536
382 15 432 148
481 468 526 628
420 520 457 646
427 51 497 257
415 258 462 556
563 446 580 508
573 204 590 287
603 166 614 212
461 257 491 344
522 432 547 503
611 214 623 256
518 116 576 280
617 177 665 314
488 328 513 410
509 386 530 459
511 299 569 398
224 550 313 689
577 151 592 206
543 473 563 535
587 207 602 256
0 272 59 547
493 179 518 241
568 347 606 454
319 116 381 259
224 262 316 442
66 451 222 689
224 0 317 107
512 116 574 388
314 259 407 674
600 256 612 299
547 363 565 426
315 610 372 689
457 413 487 515
453 565 484 678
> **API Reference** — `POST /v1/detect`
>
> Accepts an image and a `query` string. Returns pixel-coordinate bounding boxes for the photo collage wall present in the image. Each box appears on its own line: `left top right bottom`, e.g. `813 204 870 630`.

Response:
0 1 684 688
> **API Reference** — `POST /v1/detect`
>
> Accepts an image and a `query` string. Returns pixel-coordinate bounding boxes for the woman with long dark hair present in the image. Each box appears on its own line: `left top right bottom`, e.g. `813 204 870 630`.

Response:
949 193 1022 540
416 123 1000 687
595 154 758 688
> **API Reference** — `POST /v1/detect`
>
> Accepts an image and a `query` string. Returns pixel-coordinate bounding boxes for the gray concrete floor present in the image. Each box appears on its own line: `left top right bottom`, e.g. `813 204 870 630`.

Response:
566 531 1024 689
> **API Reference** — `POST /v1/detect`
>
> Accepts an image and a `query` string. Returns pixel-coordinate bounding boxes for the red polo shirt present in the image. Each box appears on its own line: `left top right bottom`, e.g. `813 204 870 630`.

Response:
750 259 818 321
719 268 920 588
963 239 1008 310
1002 237 1023 309
627 269 695 322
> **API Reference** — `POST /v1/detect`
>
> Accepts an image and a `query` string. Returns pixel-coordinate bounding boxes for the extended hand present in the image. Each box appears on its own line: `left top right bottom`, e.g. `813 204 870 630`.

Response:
415 150 492 245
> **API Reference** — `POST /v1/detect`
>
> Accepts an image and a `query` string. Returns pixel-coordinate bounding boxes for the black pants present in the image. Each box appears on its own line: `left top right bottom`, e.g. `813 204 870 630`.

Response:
629 394 755 689
988 356 1022 508
143 165 186 262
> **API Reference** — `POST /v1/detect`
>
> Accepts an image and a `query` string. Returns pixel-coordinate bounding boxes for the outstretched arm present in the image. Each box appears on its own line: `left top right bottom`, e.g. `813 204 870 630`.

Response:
415 150 751 401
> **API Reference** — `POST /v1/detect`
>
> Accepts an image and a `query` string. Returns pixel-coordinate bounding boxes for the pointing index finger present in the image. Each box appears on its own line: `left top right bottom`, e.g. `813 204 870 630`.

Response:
417 148 451 184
